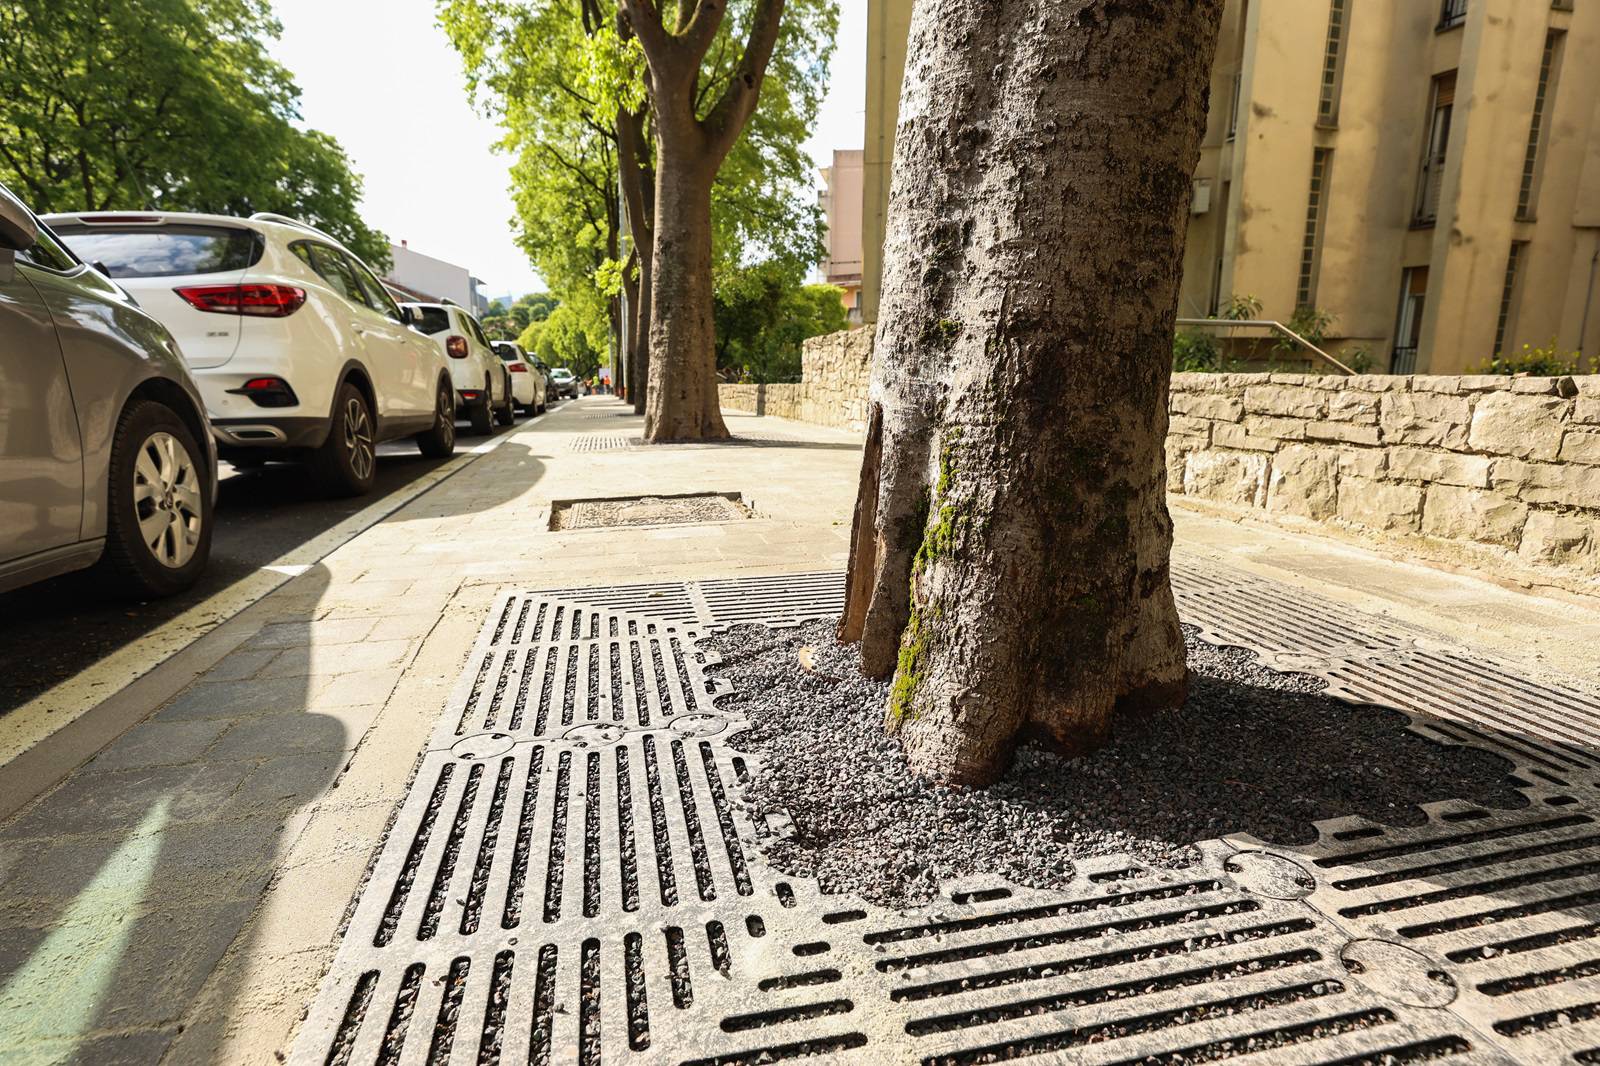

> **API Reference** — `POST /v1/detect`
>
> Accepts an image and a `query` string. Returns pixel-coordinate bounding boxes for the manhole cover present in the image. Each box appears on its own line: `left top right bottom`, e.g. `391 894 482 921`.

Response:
1224 850 1315 899
670 713 728 737
548 492 752 531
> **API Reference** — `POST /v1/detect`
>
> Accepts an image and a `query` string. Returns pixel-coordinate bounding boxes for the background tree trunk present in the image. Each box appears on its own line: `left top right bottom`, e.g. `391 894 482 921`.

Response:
839 0 1224 787
644 148 727 439
618 104 655 416
619 0 788 442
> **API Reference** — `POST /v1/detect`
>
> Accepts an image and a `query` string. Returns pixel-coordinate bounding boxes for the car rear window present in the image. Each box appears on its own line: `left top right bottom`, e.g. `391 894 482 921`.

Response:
411 306 451 335
493 344 519 362
51 224 262 278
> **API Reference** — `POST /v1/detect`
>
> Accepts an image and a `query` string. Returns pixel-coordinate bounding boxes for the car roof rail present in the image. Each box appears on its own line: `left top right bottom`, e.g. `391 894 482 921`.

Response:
249 212 342 245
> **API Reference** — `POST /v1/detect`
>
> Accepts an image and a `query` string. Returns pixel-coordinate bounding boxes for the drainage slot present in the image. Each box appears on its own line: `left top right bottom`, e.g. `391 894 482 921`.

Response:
1399 885 1600 939
377 763 455 947
420 763 484 941
583 752 601 918
479 950 513 1064
952 887 1013 902
529 945 558 1066
922 982 1350 1066
501 748 545 929
579 938 601 1066
759 969 842 991
746 915 766 937
326 970 378 1066
642 737 678 906
665 926 693 1008
721 999 853 1033
681 1032 869 1066
631 642 650 726
542 752 572 923
1479 955 1600 996
427 957 471 1066
615 745 640 912
699 741 752 896
1314 815 1591 869
707 920 732 977
533 647 556 734
624 931 650 1050
375 963 424 1066
672 739 716 900
1332 833 1600 892
1447 920 1600 963
461 758 515 935
905 949 1323 1035
877 899 1259 973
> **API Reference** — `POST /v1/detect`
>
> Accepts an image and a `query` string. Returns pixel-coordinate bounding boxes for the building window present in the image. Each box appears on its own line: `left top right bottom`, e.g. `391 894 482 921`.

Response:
1493 241 1528 355
1318 0 1350 126
1439 0 1467 30
1517 31 1564 220
1227 71 1242 141
1414 72 1455 226
1392 266 1428 373
1297 149 1333 308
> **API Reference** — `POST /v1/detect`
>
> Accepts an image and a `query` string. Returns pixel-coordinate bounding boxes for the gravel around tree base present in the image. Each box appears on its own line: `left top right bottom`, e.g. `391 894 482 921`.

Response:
704 620 1525 910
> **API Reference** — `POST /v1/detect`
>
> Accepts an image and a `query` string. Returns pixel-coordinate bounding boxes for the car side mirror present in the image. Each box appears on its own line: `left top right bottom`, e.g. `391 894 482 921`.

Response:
0 185 38 254
398 304 415 326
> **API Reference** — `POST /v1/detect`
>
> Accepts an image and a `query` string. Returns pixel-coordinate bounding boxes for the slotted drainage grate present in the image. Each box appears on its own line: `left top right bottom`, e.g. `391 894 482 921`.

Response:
550 493 753 531
568 435 635 454
295 566 1600 1065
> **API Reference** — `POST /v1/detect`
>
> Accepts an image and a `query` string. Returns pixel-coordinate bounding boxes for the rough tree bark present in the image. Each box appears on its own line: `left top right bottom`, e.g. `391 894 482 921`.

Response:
617 0 787 442
838 0 1224 787
617 103 655 415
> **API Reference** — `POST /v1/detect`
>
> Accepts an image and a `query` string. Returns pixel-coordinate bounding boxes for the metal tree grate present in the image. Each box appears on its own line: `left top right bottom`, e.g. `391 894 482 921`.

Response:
294 566 1600 1065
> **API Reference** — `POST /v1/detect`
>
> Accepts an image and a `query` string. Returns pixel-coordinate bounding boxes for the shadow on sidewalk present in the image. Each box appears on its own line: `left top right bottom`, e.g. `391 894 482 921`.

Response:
0 437 551 1063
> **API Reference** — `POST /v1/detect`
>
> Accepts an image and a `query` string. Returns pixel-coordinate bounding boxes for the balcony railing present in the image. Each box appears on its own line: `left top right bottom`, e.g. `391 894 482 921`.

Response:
1414 154 1446 226
1439 0 1467 30
1391 346 1419 374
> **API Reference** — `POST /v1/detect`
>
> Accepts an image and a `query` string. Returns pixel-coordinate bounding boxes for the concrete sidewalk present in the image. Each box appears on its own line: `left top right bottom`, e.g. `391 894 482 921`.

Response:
1 396 1596 1065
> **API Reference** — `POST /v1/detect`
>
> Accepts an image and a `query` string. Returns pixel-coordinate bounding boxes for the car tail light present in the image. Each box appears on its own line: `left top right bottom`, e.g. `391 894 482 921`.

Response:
446 335 469 358
174 284 306 317
508 363 527 372
226 376 299 408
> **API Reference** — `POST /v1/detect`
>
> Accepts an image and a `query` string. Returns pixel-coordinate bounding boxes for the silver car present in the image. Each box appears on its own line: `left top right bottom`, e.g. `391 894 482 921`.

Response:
0 183 216 597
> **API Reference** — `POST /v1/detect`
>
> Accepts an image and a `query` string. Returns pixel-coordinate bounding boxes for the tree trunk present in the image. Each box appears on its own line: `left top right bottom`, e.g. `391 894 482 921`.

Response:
631 250 652 414
840 0 1223 787
618 105 655 417
619 0 787 441
643 149 728 440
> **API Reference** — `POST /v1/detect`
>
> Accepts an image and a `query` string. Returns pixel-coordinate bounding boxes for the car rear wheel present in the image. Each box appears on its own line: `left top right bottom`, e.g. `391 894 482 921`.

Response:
415 381 456 458
310 381 378 496
98 399 212 597
466 389 493 435
494 379 515 426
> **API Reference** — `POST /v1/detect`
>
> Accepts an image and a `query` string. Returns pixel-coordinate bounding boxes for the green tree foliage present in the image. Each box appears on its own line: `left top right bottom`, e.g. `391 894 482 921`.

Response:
534 303 604 379
439 0 833 355
485 292 561 340
0 0 389 267
713 262 846 382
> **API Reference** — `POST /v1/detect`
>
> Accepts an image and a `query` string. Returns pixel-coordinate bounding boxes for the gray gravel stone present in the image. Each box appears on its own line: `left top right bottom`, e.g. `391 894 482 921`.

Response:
705 621 1523 910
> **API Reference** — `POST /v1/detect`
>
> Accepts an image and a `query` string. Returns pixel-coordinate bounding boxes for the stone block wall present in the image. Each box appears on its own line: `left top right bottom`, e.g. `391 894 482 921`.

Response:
1168 373 1600 582
718 326 875 430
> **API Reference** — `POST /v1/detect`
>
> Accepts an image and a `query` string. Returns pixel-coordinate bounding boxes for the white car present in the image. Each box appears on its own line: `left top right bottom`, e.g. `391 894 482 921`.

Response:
45 210 457 496
404 303 514 435
491 340 546 414
548 366 578 399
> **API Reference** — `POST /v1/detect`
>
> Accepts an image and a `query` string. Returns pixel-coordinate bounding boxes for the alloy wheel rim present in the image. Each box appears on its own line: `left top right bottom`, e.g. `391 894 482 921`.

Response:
344 397 375 480
132 431 203 569
441 389 455 449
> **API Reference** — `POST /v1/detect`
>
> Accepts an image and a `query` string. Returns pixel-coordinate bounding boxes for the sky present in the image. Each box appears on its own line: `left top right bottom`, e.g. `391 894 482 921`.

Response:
267 0 867 300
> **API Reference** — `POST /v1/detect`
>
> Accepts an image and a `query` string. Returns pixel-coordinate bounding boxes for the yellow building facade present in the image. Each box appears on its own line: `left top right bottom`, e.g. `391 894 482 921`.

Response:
863 0 1600 373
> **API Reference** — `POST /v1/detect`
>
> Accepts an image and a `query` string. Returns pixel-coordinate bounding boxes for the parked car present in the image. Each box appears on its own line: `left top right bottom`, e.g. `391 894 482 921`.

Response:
529 356 556 399
491 340 547 414
403 303 515 434
1 184 216 596
548 366 578 399
45 210 457 496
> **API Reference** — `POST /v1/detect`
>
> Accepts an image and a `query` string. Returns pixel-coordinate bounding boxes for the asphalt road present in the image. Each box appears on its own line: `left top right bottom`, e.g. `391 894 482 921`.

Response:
0 414 531 716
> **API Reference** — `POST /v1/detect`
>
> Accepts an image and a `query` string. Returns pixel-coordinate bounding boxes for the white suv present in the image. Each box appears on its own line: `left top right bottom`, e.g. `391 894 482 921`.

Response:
403 303 514 435
45 211 457 496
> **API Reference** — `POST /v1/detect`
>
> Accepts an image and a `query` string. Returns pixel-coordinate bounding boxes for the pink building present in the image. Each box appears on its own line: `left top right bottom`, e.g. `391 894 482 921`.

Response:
819 149 864 322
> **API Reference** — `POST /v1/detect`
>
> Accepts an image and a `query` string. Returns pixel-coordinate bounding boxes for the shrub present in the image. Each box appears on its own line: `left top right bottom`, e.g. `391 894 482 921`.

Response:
1173 329 1221 372
1474 341 1579 377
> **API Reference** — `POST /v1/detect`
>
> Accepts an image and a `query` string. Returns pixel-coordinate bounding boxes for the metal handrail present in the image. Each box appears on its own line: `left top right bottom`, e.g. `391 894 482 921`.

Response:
1176 317 1357 375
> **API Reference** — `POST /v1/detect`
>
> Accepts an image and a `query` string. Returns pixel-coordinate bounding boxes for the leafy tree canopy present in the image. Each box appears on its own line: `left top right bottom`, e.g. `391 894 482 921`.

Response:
0 0 389 267
714 260 847 383
439 0 834 333
534 303 604 379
